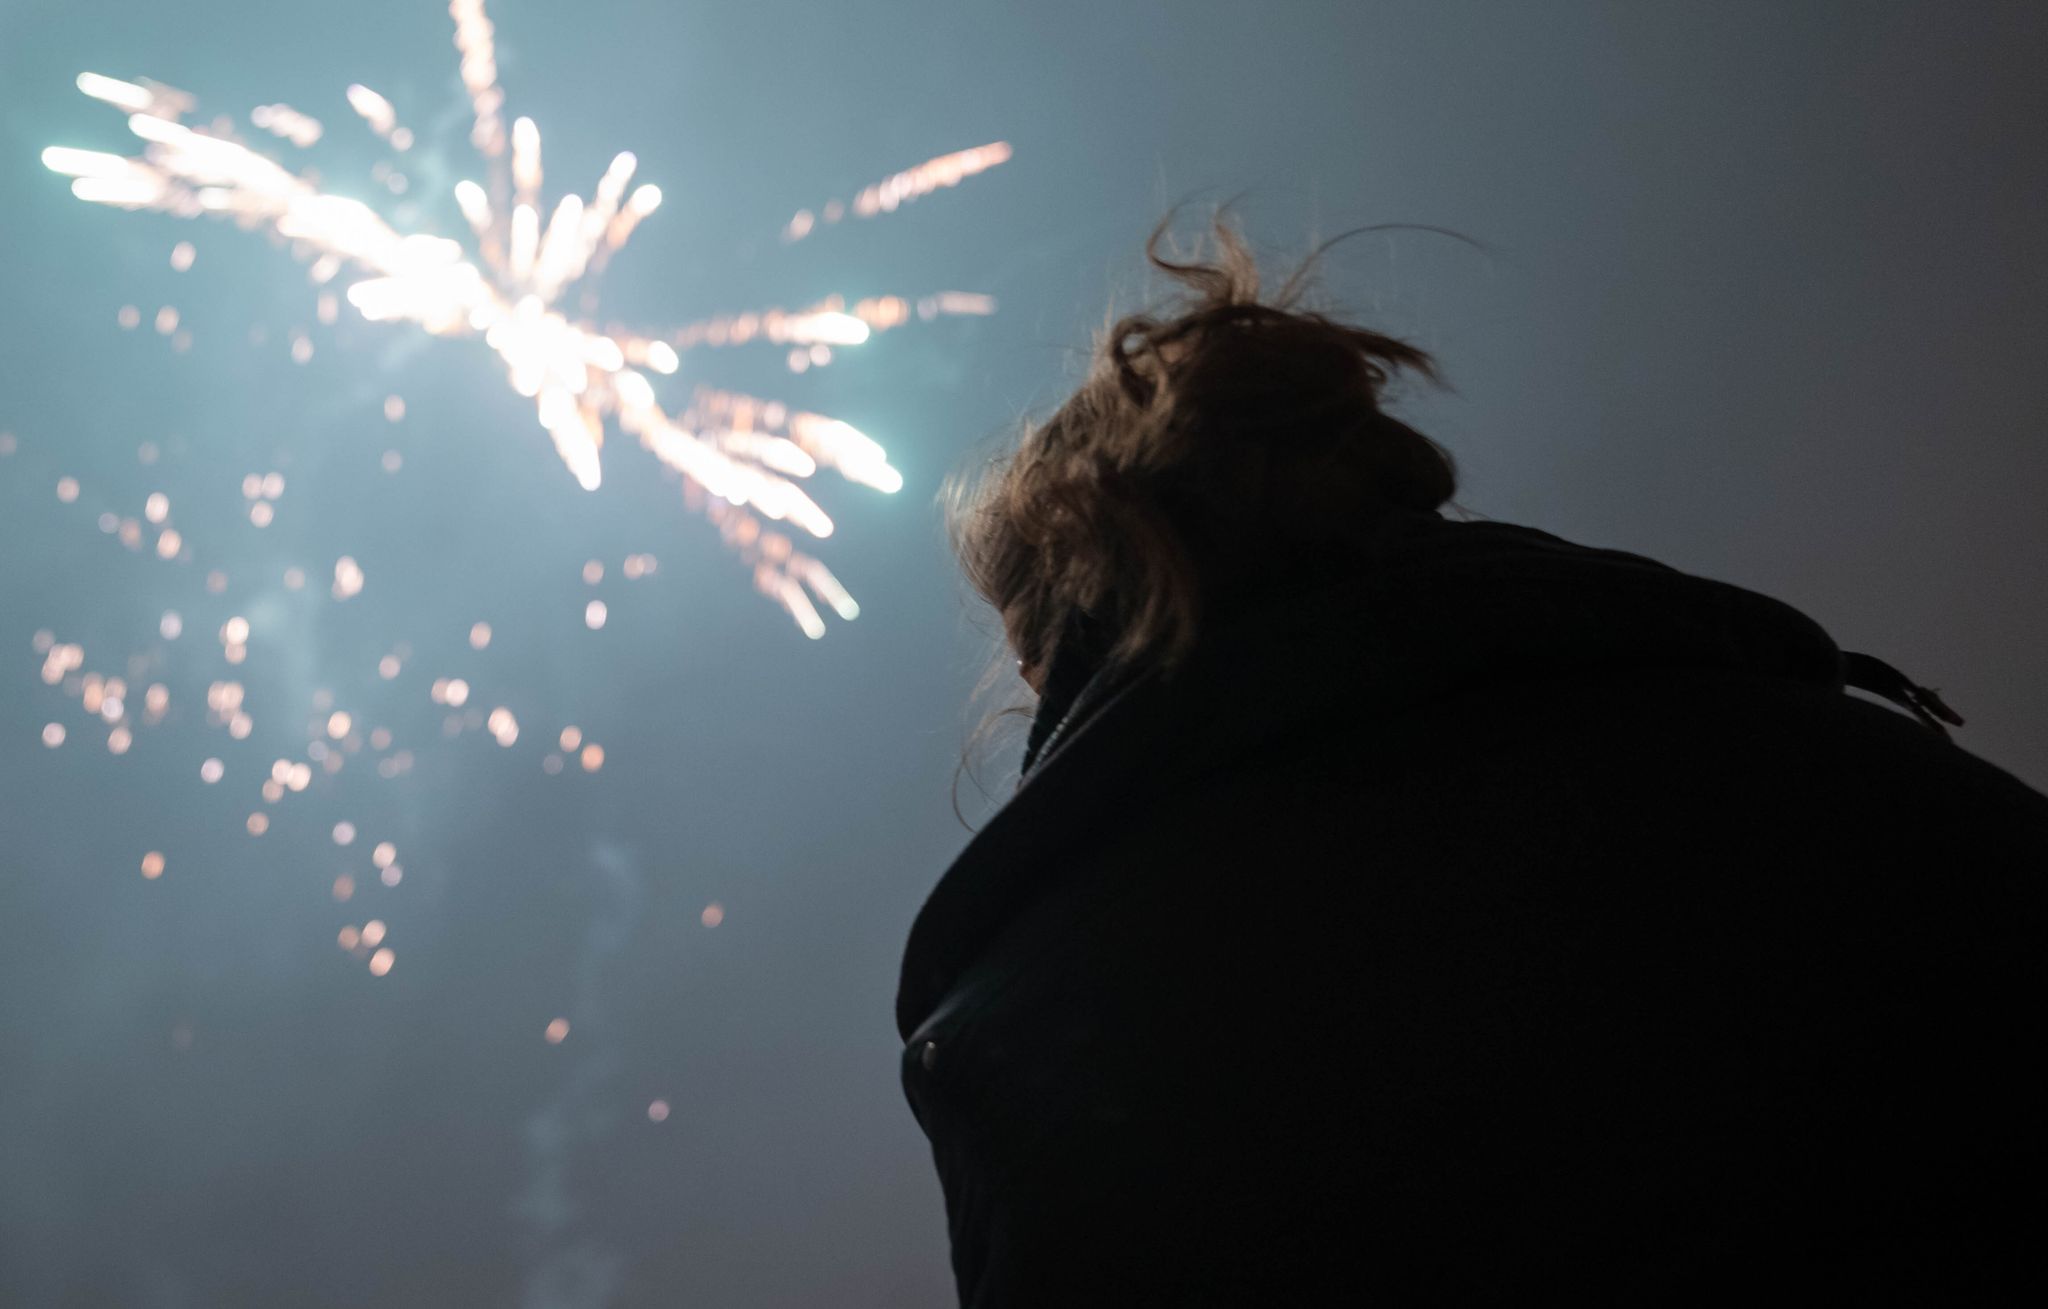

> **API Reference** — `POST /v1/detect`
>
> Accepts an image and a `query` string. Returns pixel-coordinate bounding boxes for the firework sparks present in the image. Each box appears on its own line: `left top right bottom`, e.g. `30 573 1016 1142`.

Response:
41 0 1009 635
782 141 1014 242
19 2 1010 1092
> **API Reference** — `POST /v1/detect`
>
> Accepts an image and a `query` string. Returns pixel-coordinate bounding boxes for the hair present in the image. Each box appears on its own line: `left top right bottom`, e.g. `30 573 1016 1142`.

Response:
948 215 1458 707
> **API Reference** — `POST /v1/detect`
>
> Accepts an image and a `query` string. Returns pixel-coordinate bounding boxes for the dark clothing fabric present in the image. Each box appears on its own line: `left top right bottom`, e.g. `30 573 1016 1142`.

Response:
897 512 2048 1304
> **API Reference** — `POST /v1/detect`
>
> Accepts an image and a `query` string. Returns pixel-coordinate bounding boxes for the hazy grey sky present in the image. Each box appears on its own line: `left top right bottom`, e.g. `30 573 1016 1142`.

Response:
1 2 2041 1304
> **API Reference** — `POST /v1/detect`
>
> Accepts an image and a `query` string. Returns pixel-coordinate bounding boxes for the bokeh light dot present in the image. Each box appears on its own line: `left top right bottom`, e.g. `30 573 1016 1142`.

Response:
333 556 364 600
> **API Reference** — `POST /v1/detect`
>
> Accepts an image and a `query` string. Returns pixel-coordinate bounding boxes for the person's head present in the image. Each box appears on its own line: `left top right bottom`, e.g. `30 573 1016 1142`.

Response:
950 217 1457 698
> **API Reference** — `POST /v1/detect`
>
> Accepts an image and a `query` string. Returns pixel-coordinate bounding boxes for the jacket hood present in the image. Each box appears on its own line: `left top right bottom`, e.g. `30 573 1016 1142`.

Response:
899 512 1857 1038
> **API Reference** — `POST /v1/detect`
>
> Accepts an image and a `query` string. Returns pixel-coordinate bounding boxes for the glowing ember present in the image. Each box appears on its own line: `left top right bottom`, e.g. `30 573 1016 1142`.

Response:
332 556 364 600
486 707 518 746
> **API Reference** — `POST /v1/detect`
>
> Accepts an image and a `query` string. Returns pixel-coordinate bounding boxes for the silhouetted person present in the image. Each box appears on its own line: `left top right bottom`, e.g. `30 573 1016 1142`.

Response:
895 222 2047 1304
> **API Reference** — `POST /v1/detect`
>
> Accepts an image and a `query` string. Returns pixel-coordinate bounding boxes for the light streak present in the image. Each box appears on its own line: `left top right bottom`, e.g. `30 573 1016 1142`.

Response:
783 141 1013 241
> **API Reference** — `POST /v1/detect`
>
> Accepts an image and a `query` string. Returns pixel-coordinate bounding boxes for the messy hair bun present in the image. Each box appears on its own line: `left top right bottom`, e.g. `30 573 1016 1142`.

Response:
951 216 1454 688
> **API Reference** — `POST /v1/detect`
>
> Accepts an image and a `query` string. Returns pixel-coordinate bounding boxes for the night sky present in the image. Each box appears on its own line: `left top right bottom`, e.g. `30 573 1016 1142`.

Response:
2 2 2043 1305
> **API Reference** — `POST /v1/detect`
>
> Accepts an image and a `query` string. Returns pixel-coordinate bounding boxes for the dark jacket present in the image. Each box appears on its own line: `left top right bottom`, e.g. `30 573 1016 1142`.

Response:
897 512 2047 1305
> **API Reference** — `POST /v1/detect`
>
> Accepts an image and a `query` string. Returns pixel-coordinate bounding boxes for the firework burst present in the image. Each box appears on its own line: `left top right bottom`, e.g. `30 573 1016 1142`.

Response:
41 0 1009 636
